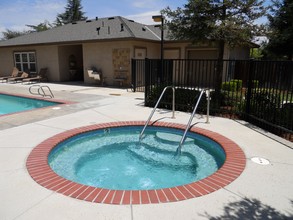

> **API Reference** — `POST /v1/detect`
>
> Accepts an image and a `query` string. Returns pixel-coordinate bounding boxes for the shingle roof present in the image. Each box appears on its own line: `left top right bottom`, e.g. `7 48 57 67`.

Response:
0 16 168 47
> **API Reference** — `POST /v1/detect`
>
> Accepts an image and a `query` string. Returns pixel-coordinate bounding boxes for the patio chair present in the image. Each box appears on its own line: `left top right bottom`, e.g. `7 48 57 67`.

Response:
22 68 48 84
0 67 20 82
87 69 101 81
7 71 29 83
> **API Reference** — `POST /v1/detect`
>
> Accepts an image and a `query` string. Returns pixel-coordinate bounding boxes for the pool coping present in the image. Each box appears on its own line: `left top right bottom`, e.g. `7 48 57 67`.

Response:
0 91 74 117
26 121 246 205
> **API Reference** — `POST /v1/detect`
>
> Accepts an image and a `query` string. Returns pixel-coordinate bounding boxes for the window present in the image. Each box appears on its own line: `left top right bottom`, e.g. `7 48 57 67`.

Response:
14 52 37 73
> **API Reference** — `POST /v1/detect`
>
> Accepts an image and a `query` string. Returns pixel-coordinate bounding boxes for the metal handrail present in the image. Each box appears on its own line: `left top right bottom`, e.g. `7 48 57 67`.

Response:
139 86 175 140
29 85 54 98
176 89 206 156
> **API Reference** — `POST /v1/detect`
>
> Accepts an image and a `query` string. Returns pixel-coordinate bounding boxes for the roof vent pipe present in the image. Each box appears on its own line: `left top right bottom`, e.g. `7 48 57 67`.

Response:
96 27 100 35
121 24 124 32
108 26 110 34
96 17 98 21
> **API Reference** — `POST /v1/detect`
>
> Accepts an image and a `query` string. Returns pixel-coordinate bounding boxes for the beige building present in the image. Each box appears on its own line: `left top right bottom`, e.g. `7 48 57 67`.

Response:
0 16 251 87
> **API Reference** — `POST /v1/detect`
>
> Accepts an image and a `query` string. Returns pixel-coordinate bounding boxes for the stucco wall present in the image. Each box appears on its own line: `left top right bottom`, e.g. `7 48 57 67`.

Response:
0 48 15 76
82 40 159 85
0 45 60 81
228 46 250 60
0 40 251 85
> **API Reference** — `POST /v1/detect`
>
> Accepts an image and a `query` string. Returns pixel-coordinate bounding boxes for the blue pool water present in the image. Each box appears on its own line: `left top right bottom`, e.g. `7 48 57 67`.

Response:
49 126 226 190
0 94 59 115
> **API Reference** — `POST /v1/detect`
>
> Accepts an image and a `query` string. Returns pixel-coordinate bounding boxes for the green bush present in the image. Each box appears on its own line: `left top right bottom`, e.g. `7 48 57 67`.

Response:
222 79 243 92
146 85 208 112
230 79 242 91
248 89 281 120
222 81 237 92
252 80 259 88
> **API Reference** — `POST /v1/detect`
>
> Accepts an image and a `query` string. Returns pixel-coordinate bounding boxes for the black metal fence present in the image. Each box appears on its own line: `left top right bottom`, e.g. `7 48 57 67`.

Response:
131 59 293 141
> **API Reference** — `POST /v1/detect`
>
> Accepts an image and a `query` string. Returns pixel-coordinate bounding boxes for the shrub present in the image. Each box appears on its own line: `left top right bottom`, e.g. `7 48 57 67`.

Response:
230 79 242 91
248 89 281 120
252 80 259 88
222 81 237 92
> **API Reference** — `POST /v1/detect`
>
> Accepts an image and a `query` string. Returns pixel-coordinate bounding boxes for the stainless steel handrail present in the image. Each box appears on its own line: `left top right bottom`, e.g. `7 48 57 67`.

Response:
176 89 206 156
139 86 175 140
29 85 54 98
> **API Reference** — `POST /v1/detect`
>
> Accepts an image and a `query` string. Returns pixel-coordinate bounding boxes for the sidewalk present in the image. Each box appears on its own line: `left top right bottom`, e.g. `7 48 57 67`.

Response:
0 82 292 220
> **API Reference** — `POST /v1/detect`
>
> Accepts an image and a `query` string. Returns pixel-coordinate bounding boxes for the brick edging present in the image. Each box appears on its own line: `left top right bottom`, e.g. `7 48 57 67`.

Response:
26 121 246 205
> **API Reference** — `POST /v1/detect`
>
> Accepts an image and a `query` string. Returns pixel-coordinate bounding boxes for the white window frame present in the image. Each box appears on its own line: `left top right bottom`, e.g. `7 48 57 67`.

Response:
14 51 37 74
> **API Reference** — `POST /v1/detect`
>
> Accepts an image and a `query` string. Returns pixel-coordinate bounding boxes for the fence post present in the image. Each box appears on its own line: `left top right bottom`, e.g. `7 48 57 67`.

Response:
144 58 150 105
245 59 254 119
131 59 136 92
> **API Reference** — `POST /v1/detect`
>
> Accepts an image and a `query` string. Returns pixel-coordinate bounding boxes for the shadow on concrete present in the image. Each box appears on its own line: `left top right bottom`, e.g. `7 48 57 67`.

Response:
201 197 292 220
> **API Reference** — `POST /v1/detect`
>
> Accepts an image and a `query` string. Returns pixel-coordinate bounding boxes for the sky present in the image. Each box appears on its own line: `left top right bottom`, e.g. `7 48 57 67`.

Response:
0 0 271 38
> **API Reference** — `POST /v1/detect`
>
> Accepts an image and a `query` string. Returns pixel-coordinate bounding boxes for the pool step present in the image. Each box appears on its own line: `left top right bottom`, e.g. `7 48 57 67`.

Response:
127 142 197 168
155 132 194 145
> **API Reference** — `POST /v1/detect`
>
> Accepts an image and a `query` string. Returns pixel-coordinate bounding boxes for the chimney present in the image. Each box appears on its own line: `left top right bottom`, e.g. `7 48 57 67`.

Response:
95 17 98 21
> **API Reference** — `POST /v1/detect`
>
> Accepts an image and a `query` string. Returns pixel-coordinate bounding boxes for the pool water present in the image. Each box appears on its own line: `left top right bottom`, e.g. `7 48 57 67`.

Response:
49 126 226 190
0 94 59 115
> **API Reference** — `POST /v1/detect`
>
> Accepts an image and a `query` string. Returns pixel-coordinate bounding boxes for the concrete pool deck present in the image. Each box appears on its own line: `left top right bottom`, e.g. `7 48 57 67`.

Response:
0 82 292 220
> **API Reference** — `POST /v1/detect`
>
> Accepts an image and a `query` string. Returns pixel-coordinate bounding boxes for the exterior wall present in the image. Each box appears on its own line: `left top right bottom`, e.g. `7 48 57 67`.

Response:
0 45 60 81
0 39 251 85
36 46 59 81
228 46 250 60
0 48 15 76
82 40 159 86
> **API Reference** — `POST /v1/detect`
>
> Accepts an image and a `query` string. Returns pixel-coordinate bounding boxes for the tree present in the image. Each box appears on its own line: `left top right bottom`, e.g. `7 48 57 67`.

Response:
162 0 267 61
55 0 87 26
162 0 267 91
265 0 293 60
26 20 54 32
1 20 53 40
1 29 30 40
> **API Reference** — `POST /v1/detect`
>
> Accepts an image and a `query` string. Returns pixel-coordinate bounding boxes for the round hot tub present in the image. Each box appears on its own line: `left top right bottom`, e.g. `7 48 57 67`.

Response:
27 121 246 204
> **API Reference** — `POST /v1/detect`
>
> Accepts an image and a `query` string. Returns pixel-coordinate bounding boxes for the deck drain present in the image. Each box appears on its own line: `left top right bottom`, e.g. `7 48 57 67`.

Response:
251 157 270 165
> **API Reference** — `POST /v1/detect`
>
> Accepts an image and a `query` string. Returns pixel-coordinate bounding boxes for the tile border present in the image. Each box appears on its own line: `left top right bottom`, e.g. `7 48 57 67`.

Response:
26 121 246 205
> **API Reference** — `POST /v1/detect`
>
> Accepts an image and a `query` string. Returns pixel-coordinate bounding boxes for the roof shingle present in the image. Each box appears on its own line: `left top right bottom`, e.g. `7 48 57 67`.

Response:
0 16 167 47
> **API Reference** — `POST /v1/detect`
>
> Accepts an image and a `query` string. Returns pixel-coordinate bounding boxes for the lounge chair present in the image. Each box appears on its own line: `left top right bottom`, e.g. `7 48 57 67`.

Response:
0 67 20 82
22 68 48 84
7 72 29 83
87 69 101 80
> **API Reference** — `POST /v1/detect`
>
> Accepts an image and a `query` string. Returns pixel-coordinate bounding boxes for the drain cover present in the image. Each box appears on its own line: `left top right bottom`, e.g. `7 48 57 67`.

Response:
251 157 270 165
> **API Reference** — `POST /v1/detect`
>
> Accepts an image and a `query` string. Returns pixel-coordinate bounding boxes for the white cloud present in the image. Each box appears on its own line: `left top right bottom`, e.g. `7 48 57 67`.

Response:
0 0 64 33
126 10 162 24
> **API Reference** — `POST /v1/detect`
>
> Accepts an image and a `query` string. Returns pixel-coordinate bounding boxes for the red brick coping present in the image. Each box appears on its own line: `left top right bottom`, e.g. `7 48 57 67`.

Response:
26 121 246 205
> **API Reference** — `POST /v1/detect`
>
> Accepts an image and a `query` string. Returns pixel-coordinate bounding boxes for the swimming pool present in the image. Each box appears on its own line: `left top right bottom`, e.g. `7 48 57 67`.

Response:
0 93 60 115
27 121 246 205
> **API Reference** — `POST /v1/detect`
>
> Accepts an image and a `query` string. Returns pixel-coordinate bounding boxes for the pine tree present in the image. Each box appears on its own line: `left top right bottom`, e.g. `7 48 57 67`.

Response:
265 0 293 60
56 0 87 25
